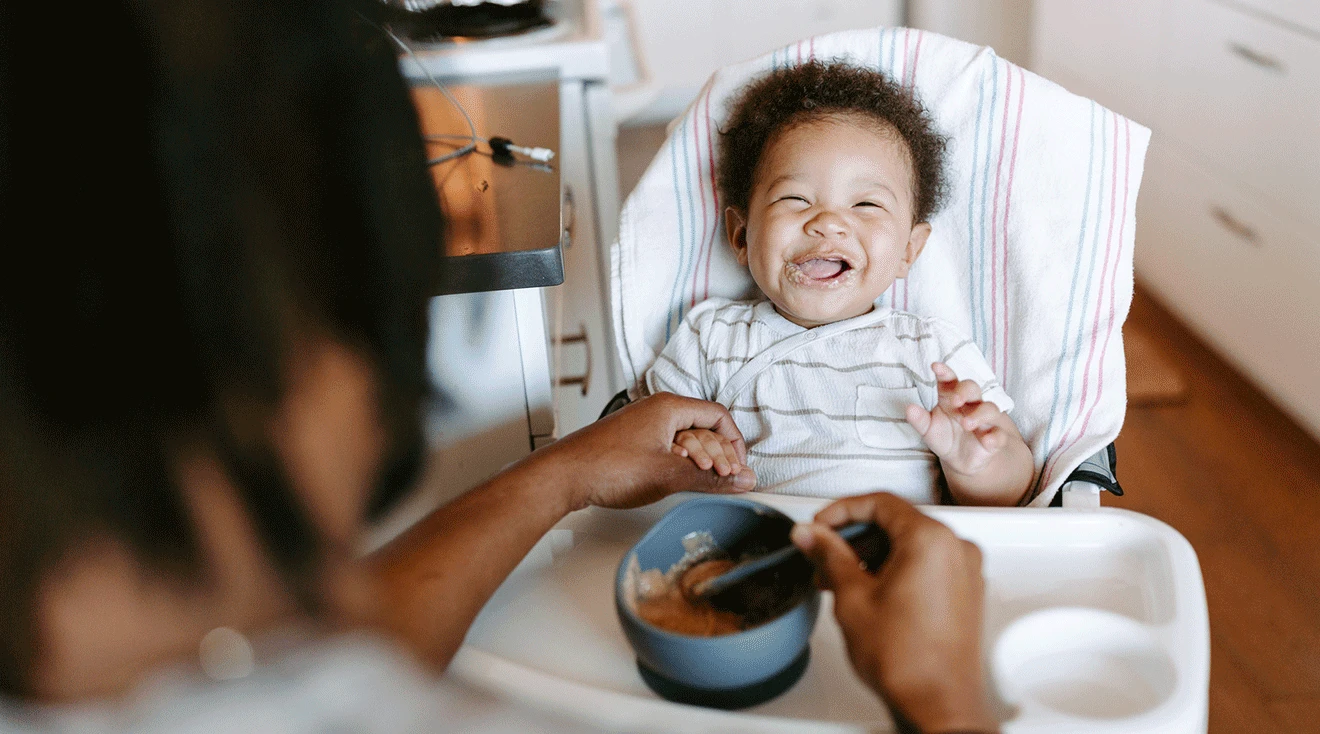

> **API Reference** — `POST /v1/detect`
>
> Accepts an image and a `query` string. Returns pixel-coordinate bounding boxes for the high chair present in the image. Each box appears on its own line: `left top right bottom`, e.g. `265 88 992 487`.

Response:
446 32 1208 733
602 27 1146 508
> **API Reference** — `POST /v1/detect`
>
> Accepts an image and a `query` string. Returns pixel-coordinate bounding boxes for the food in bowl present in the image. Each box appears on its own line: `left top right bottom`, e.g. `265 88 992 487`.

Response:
614 496 821 707
624 530 815 637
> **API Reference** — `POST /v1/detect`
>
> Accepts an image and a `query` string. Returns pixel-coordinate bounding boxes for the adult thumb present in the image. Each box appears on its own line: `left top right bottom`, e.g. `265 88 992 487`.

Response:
676 459 757 495
791 522 869 591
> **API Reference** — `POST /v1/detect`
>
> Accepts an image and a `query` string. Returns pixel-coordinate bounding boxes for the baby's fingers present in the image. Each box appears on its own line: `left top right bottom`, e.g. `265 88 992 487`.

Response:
932 363 982 410
905 403 933 436
974 427 1008 452
958 402 1001 432
676 432 714 471
697 431 737 476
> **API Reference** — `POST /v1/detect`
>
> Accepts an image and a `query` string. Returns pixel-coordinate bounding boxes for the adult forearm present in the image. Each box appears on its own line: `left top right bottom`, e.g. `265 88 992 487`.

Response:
363 393 750 669
367 451 576 668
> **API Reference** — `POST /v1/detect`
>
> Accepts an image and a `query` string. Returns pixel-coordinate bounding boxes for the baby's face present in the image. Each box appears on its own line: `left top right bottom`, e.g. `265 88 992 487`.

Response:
727 116 930 328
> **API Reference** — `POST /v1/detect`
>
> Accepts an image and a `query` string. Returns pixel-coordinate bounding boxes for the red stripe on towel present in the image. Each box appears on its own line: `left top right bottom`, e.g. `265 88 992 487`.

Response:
1044 114 1130 488
908 30 924 88
702 86 720 299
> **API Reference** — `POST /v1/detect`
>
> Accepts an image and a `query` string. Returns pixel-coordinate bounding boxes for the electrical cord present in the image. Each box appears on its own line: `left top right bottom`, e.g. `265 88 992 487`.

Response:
366 15 557 168
425 137 554 172
380 24 478 164
423 133 555 163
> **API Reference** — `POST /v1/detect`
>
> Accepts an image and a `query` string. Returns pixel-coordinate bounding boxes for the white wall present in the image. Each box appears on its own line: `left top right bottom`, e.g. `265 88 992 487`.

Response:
906 0 1034 66
615 0 904 125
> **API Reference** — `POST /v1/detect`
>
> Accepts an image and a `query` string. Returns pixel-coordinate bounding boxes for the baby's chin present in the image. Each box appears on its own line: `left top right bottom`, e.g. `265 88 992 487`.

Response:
769 294 879 328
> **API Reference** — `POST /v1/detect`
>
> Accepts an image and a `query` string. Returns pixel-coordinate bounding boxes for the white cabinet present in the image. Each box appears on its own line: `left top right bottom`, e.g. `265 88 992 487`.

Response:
1230 0 1320 36
416 80 620 499
1033 0 1320 439
1032 0 1165 127
1163 0 1320 230
548 81 622 436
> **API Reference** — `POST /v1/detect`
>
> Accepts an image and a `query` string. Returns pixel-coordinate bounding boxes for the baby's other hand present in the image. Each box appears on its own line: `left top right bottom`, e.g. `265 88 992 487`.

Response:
904 362 1008 475
672 428 746 478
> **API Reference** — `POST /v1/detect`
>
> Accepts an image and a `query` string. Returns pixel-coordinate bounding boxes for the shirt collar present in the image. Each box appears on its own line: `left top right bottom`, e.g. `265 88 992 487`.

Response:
753 299 893 336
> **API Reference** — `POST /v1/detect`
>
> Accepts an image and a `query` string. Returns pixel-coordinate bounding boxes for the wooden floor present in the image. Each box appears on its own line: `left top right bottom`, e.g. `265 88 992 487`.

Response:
1115 287 1320 732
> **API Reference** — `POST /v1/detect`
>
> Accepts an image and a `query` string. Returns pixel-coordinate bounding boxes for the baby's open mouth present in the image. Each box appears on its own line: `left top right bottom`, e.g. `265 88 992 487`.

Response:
788 257 853 283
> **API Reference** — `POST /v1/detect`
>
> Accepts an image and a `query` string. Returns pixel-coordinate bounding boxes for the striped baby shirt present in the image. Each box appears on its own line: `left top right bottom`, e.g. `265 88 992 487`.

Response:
645 298 1015 503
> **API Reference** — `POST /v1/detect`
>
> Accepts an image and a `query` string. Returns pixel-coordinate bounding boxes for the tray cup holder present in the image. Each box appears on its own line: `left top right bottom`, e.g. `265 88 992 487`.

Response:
993 607 1177 721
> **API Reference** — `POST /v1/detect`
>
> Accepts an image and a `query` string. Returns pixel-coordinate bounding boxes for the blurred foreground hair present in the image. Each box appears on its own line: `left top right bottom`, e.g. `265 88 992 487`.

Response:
0 0 441 695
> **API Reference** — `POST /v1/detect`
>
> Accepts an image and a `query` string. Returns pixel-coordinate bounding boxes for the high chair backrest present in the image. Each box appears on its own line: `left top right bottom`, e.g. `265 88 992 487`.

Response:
609 28 1149 505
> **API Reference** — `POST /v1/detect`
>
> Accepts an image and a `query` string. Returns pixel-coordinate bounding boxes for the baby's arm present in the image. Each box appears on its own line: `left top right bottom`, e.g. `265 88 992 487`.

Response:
905 362 1033 506
645 304 753 482
646 321 709 401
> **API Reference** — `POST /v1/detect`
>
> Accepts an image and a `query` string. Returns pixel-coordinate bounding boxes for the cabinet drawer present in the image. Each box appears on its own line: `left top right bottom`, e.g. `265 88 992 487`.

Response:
1163 0 1320 229
1136 142 1320 436
1227 0 1320 36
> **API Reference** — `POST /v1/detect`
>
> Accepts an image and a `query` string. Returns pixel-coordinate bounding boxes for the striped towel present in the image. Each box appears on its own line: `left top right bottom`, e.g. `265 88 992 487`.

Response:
609 27 1150 505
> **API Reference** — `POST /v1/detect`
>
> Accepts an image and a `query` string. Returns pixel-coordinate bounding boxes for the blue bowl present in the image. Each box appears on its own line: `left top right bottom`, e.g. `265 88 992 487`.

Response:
615 496 821 708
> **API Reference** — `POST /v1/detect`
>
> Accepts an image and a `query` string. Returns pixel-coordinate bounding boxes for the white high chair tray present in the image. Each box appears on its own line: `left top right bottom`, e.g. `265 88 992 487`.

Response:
450 493 1209 733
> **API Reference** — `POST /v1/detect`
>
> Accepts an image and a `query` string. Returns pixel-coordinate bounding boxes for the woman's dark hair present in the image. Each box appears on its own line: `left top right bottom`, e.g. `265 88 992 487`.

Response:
0 0 440 695
718 60 948 223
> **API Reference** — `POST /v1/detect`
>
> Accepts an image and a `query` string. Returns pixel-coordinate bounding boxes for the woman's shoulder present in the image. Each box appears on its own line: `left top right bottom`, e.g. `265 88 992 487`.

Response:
0 635 580 734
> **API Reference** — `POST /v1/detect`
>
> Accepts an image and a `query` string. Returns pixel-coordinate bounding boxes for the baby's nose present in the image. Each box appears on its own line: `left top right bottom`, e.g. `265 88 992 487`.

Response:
806 211 849 238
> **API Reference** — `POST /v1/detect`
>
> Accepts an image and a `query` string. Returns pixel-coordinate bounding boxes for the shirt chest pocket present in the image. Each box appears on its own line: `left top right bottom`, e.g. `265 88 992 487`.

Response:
855 384 925 450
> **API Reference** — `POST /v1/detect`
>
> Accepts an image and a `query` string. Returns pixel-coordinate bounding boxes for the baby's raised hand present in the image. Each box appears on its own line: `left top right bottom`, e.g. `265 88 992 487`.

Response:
904 362 1010 476
672 428 747 479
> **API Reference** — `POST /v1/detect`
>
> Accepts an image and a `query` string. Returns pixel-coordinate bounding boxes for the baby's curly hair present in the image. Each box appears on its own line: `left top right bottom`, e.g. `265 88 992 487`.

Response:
718 60 948 224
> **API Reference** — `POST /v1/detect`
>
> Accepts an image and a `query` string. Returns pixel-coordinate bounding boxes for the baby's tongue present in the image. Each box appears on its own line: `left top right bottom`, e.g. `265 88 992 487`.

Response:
797 258 845 279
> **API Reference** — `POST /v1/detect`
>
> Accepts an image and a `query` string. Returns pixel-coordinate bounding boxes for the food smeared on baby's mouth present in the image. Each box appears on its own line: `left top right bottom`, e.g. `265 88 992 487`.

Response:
786 257 854 286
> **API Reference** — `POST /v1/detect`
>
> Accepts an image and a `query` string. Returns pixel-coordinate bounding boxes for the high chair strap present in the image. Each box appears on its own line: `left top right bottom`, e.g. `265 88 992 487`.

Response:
714 308 890 407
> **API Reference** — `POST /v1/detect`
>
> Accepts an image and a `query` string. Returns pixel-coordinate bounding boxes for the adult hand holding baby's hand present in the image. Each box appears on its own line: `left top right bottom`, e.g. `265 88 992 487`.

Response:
542 392 756 512
672 428 749 480
905 362 1033 506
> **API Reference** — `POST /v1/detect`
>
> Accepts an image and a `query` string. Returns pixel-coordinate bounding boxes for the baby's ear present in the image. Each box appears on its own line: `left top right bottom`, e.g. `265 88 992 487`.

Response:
725 207 750 266
897 222 932 278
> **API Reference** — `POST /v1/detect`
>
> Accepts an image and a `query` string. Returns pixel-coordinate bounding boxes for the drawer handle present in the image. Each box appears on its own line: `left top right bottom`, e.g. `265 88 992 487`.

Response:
1228 43 1286 74
561 186 575 249
555 323 592 396
1210 206 1260 245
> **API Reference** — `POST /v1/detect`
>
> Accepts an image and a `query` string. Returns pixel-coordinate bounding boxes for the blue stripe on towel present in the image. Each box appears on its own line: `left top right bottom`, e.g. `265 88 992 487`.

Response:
679 114 698 323
967 61 988 346
1036 101 1099 486
1040 108 1110 494
888 27 898 78
665 135 687 340
975 55 1000 349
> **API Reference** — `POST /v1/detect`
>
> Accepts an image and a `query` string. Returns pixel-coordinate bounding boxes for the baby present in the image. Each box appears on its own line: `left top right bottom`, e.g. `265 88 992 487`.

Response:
646 61 1033 506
